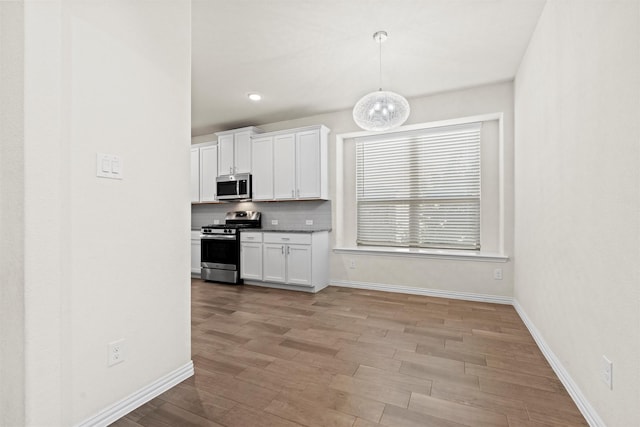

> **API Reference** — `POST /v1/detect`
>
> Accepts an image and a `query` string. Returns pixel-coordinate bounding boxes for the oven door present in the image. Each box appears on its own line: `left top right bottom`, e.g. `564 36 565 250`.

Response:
200 234 238 270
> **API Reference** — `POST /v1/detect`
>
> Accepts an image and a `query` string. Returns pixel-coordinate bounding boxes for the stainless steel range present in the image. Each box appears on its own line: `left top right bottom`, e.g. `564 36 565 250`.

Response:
200 211 261 284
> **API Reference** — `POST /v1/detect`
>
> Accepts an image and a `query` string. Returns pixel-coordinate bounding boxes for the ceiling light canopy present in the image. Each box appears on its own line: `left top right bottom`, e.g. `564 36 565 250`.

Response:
353 31 410 132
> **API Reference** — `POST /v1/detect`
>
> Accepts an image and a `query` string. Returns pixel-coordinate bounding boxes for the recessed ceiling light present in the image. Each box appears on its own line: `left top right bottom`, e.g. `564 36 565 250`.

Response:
248 93 262 101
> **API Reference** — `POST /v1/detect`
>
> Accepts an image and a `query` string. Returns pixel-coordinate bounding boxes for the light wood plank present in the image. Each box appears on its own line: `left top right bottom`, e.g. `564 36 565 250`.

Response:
110 280 586 426
408 392 509 427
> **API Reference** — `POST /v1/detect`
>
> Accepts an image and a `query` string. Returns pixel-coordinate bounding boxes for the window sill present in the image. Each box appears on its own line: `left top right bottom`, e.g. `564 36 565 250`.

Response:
333 246 509 263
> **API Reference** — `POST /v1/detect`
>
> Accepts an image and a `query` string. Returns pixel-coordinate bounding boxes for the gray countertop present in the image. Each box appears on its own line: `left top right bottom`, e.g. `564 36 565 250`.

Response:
254 228 331 233
191 227 331 233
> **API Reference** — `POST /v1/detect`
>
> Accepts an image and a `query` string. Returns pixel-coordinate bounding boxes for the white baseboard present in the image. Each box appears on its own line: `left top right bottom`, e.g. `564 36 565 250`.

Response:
330 279 512 305
244 280 328 294
75 360 194 427
513 300 604 427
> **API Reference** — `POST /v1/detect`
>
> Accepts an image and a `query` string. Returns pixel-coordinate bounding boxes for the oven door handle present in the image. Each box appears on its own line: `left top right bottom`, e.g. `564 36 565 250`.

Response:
200 234 237 240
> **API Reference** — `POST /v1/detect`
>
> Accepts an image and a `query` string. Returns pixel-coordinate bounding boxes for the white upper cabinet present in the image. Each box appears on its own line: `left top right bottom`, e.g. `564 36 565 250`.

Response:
199 145 218 202
251 125 329 201
251 135 275 201
273 133 296 199
235 131 252 173
190 141 218 203
190 148 200 203
217 134 235 175
216 126 262 175
296 129 324 199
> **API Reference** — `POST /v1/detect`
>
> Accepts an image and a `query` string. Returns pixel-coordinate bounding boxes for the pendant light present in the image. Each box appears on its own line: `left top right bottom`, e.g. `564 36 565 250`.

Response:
353 30 410 132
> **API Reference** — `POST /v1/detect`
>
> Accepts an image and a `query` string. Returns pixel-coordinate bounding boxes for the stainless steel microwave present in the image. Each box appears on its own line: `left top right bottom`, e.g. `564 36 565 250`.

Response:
216 173 252 200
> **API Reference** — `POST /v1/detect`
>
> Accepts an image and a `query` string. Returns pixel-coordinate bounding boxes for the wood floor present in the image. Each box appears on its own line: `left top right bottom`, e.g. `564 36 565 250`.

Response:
111 279 587 427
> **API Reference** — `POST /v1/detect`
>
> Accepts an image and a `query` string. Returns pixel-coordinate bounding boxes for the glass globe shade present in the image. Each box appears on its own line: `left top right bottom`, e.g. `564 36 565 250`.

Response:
352 90 410 131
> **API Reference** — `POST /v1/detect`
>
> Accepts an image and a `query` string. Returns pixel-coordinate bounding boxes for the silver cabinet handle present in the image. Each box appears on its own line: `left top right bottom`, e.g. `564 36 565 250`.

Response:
296 189 300 198
281 237 290 241
287 246 290 255
281 245 284 254
291 189 294 198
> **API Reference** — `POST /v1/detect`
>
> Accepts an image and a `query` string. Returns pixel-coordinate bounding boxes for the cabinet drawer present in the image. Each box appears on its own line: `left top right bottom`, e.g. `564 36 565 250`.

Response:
240 231 263 243
263 232 311 245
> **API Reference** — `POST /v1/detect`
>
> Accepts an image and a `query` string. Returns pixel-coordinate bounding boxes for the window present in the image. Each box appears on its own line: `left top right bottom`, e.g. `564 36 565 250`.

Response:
356 122 481 250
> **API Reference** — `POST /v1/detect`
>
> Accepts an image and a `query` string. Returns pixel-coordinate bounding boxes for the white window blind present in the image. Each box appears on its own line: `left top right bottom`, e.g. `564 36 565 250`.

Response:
356 122 481 250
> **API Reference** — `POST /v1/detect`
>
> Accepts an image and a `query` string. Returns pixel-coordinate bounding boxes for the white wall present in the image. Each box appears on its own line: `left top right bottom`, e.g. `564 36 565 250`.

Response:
200 81 515 299
514 0 640 425
1 1 192 425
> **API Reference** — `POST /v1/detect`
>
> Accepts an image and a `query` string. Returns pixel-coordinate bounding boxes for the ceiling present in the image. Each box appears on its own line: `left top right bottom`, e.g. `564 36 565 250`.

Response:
192 0 547 136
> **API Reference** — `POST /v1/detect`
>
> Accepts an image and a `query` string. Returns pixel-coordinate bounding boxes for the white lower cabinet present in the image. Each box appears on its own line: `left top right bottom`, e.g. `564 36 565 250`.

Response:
262 243 287 282
240 231 328 292
191 230 201 276
240 232 263 280
285 244 312 286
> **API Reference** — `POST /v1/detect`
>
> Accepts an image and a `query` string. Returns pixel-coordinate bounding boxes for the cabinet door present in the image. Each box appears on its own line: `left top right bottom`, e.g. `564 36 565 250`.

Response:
199 145 218 202
218 134 235 175
263 243 286 283
234 131 252 173
240 242 263 280
296 129 321 199
191 237 201 275
251 136 274 200
286 244 312 286
190 148 200 203
273 133 296 199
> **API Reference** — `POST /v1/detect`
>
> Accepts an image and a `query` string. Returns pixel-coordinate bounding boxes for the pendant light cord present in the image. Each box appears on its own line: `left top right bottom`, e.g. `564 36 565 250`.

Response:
378 34 382 91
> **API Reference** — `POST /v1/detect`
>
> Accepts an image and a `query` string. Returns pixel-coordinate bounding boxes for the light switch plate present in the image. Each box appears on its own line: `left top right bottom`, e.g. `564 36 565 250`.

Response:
97 153 123 180
305 219 314 225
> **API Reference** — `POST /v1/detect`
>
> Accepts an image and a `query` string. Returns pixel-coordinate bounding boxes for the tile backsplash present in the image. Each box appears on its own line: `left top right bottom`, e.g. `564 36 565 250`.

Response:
192 200 332 231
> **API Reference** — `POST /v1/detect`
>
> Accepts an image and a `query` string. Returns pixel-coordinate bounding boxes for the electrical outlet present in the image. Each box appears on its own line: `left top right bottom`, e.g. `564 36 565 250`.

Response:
213 219 220 225
271 219 279 225
493 268 503 280
349 260 356 269
602 355 613 389
305 219 314 225
108 339 125 366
